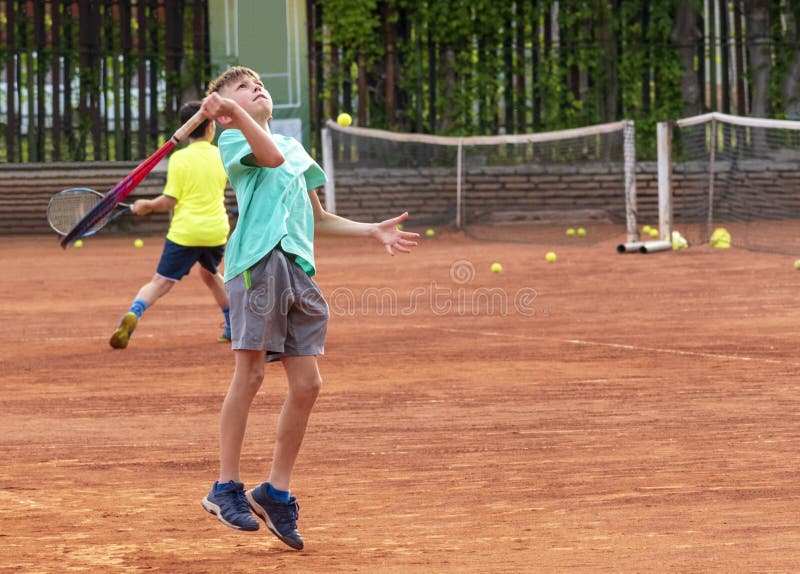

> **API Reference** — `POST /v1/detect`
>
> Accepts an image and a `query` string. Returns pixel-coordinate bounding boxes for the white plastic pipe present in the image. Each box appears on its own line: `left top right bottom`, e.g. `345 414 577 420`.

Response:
617 242 646 253
638 240 673 254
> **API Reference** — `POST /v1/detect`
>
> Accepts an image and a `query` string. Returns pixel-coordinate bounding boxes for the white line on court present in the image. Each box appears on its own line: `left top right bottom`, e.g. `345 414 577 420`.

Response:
429 327 793 366
32 334 155 342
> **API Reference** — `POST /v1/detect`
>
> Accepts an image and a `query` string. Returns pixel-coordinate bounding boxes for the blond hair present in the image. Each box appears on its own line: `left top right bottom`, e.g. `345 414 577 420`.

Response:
205 66 260 96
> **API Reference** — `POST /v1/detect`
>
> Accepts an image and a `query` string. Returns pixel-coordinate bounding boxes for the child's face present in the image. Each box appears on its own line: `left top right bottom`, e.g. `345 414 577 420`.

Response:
222 74 274 121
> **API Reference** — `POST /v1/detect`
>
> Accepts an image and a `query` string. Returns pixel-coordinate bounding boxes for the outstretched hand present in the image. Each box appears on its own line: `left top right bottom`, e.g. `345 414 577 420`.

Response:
373 212 420 256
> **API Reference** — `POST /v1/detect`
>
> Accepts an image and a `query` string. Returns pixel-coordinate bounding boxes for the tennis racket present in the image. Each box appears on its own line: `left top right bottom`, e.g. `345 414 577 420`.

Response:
47 188 132 237
59 109 207 248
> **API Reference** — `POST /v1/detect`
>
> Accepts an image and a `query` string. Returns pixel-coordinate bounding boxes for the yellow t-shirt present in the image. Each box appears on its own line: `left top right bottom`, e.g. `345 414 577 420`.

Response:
163 141 230 246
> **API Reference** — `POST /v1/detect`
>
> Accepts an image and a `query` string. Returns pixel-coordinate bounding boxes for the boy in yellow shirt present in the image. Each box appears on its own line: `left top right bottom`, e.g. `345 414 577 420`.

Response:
110 101 231 349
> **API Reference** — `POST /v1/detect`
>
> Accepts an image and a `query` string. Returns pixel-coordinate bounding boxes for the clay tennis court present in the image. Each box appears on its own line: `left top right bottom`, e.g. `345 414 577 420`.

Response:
2 231 799 573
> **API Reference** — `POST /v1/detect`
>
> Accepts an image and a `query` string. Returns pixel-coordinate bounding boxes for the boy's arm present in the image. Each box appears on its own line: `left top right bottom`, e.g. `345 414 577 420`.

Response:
308 189 419 255
131 195 177 216
200 93 284 168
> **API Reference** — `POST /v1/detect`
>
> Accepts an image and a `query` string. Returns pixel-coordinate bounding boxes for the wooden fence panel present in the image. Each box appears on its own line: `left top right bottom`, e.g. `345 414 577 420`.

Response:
0 0 209 163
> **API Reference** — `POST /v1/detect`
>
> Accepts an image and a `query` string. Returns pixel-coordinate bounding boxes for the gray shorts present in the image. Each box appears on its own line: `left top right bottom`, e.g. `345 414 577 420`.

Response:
227 249 329 361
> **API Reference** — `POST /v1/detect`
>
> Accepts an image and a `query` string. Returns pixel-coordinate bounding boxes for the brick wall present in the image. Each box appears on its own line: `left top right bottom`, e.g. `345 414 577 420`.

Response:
3 160 798 236
0 161 236 236
330 160 800 226
331 162 660 226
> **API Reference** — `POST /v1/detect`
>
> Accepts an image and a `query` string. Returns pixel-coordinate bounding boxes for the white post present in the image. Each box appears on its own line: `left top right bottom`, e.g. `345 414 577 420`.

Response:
321 127 336 214
456 139 463 229
656 120 673 242
706 117 717 242
623 120 637 243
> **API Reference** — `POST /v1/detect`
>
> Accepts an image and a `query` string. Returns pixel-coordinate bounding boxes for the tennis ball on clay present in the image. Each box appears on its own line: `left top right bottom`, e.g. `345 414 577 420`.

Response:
490 262 503 273
73 239 83 248
642 225 652 234
425 228 435 237
337 112 353 127
134 238 144 248
648 228 659 238
566 228 575 236
794 260 800 270
545 251 557 263
577 227 586 236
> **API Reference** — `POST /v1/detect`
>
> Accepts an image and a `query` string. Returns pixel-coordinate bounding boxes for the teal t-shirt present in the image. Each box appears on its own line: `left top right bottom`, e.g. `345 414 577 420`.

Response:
218 129 327 281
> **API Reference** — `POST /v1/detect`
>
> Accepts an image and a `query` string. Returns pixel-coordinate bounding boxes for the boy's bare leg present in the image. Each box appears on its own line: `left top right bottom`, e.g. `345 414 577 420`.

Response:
198 266 229 308
135 274 176 306
268 356 322 491
110 275 175 349
218 349 264 482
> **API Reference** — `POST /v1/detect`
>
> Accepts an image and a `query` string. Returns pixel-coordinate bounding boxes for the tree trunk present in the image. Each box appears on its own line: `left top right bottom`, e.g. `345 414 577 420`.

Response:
707 0 717 110
744 0 771 117
641 0 650 115
504 8 514 133
515 1 526 131
357 51 368 125
427 30 436 132
329 43 339 119
781 3 800 117
597 0 619 122
673 0 702 116
733 0 746 115
718 0 731 113
440 47 456 133
384 1 396 127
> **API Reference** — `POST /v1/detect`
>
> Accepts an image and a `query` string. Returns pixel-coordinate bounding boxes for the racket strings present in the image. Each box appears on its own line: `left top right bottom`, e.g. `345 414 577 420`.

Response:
61 142 174 245
48 190 109 235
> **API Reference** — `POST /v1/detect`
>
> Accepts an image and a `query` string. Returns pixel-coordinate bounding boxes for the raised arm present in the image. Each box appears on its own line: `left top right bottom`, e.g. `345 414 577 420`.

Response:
200 92 284 168
308 189 419 256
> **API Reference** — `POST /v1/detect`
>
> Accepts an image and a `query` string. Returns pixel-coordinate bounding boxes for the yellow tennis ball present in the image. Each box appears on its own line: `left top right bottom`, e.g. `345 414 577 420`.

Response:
794 260 800 270
642 225 652 234
134 238 144 248
545 251 557 263
425 228 435 237
73 239 83 248
490 262 503 273
577 227 586 236
566 228 575 236
648 228 659 238
337 112 352 127
710 227 731 248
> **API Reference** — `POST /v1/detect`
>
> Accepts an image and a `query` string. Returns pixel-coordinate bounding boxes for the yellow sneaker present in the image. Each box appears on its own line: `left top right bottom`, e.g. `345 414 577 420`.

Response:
217 322 231 343
109 312 138 349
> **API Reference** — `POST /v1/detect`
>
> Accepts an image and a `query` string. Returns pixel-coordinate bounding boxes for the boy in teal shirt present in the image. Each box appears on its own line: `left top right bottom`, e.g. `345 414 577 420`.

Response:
198 66 419 550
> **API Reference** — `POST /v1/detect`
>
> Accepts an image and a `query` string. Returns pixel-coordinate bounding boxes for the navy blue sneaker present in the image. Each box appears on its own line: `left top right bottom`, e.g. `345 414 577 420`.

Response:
202 481 260 532
246 483 304 549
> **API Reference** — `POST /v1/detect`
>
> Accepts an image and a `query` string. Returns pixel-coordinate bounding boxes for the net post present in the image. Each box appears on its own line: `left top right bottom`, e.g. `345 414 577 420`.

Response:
622 120 637 244
656 120 673 243
706 116 717 243
321 126 336 214
456 138 463 229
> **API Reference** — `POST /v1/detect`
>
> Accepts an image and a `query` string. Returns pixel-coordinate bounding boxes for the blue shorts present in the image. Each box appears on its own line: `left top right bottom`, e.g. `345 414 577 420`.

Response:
156 238 225 281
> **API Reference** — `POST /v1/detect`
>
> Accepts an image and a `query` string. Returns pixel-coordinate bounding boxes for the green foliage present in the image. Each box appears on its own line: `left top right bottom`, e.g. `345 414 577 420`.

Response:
314 0 727 156
322 0 381 63
768 0 798 118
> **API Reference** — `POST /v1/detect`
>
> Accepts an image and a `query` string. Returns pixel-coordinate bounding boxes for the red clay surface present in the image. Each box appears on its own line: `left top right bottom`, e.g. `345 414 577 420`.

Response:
2 231 800 573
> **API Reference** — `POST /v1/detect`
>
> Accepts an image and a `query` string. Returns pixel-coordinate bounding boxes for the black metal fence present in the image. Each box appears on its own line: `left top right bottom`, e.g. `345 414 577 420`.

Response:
0 0 209 163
